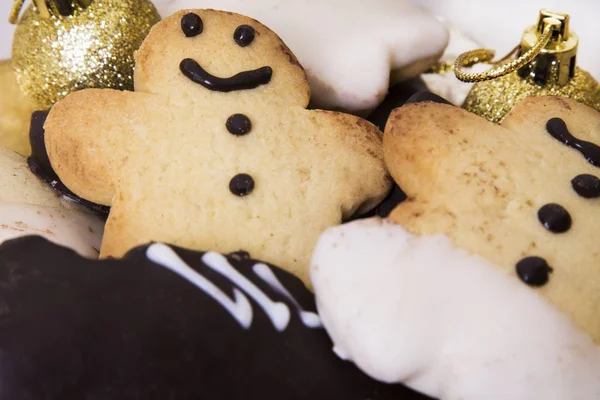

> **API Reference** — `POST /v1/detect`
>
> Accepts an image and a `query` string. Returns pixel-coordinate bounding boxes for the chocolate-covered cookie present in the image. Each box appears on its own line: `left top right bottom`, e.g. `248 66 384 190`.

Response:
0 236 429 399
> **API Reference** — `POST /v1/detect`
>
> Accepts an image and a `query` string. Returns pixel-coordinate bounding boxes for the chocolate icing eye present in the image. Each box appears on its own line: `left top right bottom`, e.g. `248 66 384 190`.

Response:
234 25 256 47
516 256 553 286
537 203 572 233
229 174 255 196
226 114 252 136
181 13 203 37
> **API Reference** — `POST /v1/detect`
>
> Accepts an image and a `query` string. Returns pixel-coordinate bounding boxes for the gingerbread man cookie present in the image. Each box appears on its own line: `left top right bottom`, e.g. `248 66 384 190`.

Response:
383 95 600 343
43 9 391 285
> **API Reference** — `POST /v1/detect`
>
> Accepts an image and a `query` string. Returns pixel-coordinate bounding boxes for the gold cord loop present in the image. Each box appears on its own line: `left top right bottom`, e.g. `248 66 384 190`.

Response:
454 17 561 83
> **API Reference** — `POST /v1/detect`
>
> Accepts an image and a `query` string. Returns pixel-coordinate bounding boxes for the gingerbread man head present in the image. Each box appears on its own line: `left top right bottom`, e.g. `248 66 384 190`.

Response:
134 9 310 110
43 9 391 286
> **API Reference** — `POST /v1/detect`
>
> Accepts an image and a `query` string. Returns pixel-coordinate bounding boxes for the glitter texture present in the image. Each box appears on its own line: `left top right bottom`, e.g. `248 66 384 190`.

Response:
463 68 600 124
12 0 161 109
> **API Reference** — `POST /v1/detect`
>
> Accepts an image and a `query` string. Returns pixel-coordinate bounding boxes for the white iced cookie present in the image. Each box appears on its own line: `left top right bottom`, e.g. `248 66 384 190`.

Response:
157 0 448 114
310 219 600 400
0 147 103 258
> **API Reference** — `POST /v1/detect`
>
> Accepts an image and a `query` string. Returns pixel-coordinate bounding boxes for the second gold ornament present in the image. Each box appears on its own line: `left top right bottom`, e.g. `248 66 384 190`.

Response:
455 9 600 124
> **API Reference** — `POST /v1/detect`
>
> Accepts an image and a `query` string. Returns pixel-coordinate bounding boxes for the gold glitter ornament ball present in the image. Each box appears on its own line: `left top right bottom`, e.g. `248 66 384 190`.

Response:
12 0 161 110
463 68 600 124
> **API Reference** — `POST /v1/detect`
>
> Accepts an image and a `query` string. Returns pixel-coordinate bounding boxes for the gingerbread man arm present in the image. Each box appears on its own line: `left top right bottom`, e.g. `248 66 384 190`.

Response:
308 109 392 217
44 89 156 206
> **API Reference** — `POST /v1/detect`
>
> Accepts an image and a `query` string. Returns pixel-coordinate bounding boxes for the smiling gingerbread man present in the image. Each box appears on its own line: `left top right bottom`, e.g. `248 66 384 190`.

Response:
43 9 391 285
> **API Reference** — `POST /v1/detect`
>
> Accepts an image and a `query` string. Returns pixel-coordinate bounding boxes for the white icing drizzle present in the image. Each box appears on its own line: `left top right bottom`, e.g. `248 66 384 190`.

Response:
253 263 322 328
202 252 291 332
147 244 320 332
147 244 253 329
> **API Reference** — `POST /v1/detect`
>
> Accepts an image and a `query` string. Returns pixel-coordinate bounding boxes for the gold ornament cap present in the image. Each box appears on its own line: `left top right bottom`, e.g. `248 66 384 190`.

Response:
455 9 600 124
517 9 578 86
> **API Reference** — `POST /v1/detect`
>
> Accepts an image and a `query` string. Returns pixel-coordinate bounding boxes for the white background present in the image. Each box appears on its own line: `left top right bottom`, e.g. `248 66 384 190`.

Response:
1 0 598 79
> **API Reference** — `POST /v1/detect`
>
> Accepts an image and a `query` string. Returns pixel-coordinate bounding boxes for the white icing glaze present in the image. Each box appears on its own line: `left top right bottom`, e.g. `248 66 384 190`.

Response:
203 252 290 331
0 203 103 258
147 244 320 331
157 0 448 113
147 243 254 328
253 263 322 328
310 219 600 400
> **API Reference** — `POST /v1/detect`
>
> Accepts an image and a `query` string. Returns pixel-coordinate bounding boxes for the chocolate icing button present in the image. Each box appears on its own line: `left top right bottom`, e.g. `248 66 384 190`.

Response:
180 58 272 92
229 173 255 196
537 203 572 233
226 114 252 136
571 174 600 198
516 256 553 287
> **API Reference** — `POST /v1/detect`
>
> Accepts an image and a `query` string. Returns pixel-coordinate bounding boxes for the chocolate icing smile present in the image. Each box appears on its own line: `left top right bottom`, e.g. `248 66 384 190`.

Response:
180 58 273 92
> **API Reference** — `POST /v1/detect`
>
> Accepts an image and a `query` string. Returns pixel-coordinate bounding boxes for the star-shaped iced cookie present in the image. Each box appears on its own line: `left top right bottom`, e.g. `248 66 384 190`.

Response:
43 9 391 286
157 0 449 114
383 95 600 343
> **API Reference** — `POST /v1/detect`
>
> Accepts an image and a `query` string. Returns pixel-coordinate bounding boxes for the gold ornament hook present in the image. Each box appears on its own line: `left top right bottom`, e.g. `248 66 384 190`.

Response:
454 17 561 83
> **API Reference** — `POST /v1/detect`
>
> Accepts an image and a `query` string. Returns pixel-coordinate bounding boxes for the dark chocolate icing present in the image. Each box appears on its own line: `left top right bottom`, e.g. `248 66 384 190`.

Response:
27 110 110 218
226 114 252 135
367 78 430 131
356 185 408 220
181 12 203 37
545 118 600 167
0 236 432 400
353 82 443 221
571 174 600 198
516 256 553 286
234 25 256 47
537 203 572 233
403 91 453 106
229 173 255 196
180 59 272 92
